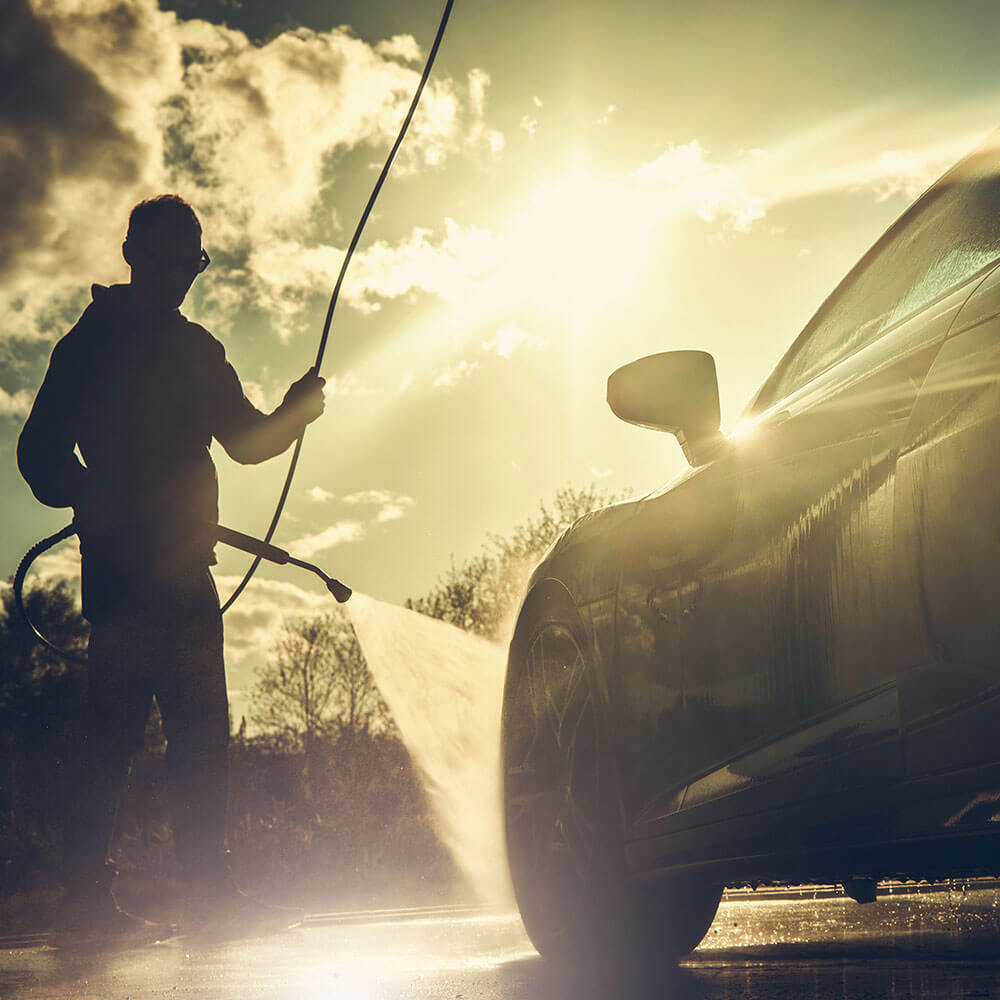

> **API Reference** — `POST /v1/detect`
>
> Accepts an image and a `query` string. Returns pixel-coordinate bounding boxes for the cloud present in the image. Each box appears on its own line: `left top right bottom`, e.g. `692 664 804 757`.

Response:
751 125 987 208
0 0 146 279
374 34 421 63
468 68 489 120
343 489 415 522
433 359 478 388
634 141 766 232
824 141 973 203
232 129 986 331
287 519 365 559
339 220 498 313
466 70 504 155
216 573 329 665
867 151 936 200
1 0 502 350
0 0 155 333
0 386 33 419
307 485 334 502
165 20 497 251
311 161 765 327
239 379 278 410
481 322 544 358
343 488 393 505
286 487 413 558
324 372 375 397
375 502 410 523
30 536 82 586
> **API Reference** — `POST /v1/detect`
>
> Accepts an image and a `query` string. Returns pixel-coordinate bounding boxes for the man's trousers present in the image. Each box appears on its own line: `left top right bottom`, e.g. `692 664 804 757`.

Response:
63 569 230 895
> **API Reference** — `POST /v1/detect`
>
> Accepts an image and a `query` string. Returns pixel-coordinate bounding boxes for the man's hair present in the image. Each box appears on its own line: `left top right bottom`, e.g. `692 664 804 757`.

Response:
126 194 201 248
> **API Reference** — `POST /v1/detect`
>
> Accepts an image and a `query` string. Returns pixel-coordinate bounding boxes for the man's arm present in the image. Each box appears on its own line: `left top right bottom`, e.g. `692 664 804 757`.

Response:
212 351 325 465
17 339 88 509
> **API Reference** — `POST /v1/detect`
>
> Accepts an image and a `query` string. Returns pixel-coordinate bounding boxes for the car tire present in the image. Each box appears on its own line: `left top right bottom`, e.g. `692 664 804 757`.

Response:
502 588 721 974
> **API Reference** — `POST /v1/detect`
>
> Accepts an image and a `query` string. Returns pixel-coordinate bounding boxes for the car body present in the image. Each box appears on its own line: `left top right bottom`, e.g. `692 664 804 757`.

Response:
501 131 1000 968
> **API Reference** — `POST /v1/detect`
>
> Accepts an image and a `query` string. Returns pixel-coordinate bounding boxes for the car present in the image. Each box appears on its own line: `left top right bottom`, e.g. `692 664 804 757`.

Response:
501 130 1000 972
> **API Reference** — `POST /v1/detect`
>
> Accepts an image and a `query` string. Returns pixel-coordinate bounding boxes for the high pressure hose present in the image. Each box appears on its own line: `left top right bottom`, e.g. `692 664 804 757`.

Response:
220 0 455 613
13 0 455 659
13 524 87 665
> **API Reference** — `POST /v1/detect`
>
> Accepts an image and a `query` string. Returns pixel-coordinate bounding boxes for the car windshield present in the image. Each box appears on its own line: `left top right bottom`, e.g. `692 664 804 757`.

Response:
754 141 1000 412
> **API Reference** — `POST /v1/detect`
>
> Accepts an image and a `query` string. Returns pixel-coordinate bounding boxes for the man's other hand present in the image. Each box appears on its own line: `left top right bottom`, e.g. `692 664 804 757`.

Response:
282 369 326 425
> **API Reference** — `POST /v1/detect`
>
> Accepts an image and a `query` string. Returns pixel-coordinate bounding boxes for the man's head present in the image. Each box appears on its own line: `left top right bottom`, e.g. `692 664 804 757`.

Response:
122 194 209 312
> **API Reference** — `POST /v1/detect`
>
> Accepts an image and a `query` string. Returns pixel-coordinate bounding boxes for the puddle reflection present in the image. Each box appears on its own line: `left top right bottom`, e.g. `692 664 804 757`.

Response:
3 893 1000 999
499 891 1000 1000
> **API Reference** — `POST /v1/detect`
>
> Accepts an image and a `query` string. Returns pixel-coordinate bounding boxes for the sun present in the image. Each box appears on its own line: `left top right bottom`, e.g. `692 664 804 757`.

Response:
504 172 651 328
341 170 657 400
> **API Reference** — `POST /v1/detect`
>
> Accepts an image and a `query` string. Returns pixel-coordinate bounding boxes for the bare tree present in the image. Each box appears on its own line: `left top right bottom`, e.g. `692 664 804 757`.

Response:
250 611 388 754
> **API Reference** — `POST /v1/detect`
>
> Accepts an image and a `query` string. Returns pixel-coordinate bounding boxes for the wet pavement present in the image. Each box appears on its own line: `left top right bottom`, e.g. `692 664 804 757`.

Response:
3 888 1000 998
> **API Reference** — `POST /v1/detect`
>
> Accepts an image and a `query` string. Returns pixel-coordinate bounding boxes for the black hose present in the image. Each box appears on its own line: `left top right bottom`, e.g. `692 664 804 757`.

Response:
13 524 87 665
220 0 456 613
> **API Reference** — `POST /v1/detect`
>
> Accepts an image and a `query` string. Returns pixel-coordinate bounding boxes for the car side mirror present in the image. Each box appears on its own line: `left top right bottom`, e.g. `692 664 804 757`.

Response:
607 350 723 466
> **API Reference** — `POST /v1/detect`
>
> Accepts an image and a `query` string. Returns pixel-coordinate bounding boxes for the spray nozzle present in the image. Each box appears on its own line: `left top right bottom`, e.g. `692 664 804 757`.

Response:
215 523 351 602
325 577 352 603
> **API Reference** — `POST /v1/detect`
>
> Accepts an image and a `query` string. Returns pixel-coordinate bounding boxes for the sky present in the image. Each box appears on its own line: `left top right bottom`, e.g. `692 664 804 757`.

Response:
4 0 1000 719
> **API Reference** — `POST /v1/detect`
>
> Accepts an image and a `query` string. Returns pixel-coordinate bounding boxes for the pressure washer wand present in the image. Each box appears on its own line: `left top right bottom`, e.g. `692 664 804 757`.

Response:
13 521 351 667
214 523 352 603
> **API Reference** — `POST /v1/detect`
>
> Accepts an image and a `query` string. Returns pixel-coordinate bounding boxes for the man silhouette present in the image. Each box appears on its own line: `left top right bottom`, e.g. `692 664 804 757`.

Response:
17 194 325 943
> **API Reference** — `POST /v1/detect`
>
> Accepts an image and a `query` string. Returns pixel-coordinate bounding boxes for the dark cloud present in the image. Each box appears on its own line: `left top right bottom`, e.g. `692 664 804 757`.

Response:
0 287 89 420
0 0 498 353
0 0 141 280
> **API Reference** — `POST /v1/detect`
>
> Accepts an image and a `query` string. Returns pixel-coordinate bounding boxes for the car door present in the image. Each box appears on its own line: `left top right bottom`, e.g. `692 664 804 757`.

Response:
894 258 1000 789
623 139 1000 867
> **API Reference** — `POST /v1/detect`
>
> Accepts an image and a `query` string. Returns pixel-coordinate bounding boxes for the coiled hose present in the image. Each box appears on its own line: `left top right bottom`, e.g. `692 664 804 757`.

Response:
13 524 86 665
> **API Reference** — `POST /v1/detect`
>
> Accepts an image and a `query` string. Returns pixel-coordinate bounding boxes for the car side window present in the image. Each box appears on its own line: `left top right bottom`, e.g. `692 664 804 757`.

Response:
760 150 1000 409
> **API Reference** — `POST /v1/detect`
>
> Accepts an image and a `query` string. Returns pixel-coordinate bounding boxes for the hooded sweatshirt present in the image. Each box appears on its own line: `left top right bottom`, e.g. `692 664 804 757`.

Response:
18 283 308 621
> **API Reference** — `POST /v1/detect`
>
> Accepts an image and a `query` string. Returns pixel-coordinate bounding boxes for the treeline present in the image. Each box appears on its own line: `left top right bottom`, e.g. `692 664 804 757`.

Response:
0 485 624 928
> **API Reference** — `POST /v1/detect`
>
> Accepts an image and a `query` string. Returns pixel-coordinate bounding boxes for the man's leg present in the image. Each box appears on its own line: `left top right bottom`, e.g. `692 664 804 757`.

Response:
153 572 230 883
62 620 152 898
54 619 170 944
154 570 302 933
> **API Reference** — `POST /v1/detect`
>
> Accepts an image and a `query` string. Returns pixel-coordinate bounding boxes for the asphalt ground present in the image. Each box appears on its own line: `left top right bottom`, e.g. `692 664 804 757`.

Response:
3 886 1000 998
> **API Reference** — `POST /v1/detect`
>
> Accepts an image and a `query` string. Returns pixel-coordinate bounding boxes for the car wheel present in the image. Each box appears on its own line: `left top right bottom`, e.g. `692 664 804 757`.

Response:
502 591 721 973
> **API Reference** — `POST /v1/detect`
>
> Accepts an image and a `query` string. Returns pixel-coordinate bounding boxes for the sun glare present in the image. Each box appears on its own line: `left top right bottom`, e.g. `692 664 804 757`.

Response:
505 173 650 328
345 171 657 406
729 418 759 441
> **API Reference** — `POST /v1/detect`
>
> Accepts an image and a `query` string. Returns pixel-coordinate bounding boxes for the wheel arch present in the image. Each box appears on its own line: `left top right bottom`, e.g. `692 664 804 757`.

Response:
501 575 627 852
503 579 588 714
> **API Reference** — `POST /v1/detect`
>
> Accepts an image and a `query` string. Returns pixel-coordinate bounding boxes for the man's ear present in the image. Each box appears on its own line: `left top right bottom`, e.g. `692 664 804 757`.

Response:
122 239 132 266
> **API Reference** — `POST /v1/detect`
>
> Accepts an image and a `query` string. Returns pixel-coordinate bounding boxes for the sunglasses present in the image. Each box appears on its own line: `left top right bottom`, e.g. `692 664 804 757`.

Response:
141 246 211 275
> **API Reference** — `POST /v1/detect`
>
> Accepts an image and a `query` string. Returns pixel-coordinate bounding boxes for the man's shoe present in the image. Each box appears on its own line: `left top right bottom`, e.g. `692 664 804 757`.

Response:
50 892 173 949
179 877 304 939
